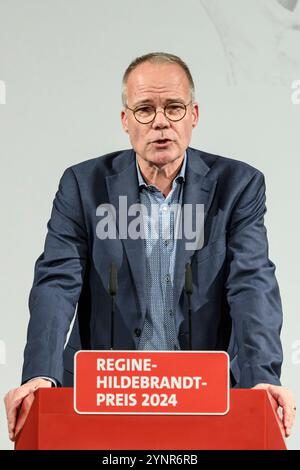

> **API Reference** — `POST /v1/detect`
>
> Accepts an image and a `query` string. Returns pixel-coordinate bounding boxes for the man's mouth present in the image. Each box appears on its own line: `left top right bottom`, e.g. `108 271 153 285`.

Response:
152 139 172 145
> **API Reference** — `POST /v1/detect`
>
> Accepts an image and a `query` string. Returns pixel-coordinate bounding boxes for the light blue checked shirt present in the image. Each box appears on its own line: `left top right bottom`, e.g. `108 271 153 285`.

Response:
135 152 187 350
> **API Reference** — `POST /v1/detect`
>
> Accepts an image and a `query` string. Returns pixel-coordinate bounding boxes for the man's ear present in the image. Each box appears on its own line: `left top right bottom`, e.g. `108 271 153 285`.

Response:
121 109 129 133
192 102 199 128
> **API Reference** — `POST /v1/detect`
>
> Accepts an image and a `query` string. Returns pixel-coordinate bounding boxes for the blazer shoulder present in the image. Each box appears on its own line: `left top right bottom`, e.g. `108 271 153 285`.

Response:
193 148 264 182
67 149 132 181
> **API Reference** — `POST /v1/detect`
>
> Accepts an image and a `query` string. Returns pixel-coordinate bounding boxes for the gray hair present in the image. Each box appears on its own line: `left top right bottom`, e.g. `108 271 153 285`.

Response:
121 52 195 107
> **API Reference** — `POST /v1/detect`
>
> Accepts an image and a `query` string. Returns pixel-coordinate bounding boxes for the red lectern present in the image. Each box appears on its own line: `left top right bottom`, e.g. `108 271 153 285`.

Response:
15 388 286 450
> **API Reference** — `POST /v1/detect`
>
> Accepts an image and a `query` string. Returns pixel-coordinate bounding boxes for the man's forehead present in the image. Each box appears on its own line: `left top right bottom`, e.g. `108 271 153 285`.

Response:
130 60 185 74
126 62 190 102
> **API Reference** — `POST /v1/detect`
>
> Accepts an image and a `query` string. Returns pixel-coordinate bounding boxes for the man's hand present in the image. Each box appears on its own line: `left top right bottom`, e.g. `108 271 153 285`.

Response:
252 383 296 438
4 378 52 441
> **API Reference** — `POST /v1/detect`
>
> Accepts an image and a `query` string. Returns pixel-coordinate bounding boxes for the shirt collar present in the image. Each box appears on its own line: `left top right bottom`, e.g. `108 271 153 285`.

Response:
135 151 187 190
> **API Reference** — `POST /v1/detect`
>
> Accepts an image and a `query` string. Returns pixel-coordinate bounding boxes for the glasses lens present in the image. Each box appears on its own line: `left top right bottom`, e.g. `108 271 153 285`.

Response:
134 106 156 124
165 103 186 121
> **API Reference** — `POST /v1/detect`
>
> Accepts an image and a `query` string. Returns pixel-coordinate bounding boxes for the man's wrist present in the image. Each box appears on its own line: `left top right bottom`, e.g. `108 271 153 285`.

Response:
27 376 57 387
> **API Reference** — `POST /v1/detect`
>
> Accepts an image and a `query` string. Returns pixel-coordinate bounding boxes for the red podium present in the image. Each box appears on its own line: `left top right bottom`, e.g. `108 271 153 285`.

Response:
15 388 286 450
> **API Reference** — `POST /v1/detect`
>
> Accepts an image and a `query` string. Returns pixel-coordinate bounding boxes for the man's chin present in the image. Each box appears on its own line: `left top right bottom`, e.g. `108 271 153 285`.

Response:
146 150 180 166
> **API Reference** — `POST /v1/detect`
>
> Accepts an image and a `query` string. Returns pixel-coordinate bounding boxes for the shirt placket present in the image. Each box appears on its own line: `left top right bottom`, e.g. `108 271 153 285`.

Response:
160 184 180 350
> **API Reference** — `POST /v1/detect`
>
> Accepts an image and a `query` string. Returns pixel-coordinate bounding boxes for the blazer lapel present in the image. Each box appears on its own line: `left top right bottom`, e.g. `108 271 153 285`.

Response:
172 147 217 313
105 150 147 319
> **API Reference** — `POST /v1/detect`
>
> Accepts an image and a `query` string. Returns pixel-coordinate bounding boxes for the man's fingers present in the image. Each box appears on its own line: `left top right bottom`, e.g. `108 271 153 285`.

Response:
252 384 296 438
4 381 44 441
267 385 296 437
282 405 296 436
15 393 35 437
265 390 286 438
4 390 25 440
6 400 19 441
4 386 33 440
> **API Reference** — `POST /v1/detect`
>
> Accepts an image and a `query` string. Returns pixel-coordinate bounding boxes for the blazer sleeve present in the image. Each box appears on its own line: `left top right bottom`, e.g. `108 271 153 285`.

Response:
21 167 88 386
225 170 283 388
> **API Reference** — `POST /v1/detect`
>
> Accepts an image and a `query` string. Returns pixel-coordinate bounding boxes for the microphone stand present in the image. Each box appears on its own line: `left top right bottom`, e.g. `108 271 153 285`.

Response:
185 263 193 350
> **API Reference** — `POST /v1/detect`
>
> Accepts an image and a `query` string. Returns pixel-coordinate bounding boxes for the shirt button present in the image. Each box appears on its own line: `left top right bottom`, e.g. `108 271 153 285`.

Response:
161 205 169 212
164 239 169 246
165 274 171 282
169 309 174 316
134 328 141 337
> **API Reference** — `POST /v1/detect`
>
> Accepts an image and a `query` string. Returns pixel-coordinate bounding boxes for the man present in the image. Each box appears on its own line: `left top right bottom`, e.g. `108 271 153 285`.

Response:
4 52 296 441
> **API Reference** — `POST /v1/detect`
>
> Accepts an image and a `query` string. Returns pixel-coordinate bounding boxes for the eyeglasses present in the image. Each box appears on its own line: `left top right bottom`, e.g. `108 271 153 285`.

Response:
125 101 193 124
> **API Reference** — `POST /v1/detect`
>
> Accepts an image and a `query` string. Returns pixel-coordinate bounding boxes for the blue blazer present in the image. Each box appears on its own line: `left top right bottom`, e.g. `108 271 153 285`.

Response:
22 147 283 388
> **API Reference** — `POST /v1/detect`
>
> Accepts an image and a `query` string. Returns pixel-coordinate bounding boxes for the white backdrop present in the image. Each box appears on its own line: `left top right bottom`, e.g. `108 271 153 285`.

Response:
0 0 299 450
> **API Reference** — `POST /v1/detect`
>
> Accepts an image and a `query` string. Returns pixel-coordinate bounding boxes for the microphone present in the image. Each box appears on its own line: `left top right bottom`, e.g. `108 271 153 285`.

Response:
184 262 193 350
108 262 118 350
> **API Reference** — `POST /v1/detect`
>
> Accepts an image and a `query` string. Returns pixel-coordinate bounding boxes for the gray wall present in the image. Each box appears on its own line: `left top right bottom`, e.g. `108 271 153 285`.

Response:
0 0 299 450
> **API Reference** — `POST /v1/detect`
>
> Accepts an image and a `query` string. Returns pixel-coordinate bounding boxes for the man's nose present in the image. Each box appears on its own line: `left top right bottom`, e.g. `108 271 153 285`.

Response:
152 109 170 129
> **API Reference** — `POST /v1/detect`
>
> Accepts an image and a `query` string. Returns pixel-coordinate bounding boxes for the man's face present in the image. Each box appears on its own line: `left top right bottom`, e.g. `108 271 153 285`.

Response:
121 62 199 167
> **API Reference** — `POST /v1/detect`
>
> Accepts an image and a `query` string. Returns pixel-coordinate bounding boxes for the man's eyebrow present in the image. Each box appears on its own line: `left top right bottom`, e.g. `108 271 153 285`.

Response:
132 98 185 107
164 98 186 103
132 99 153 107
